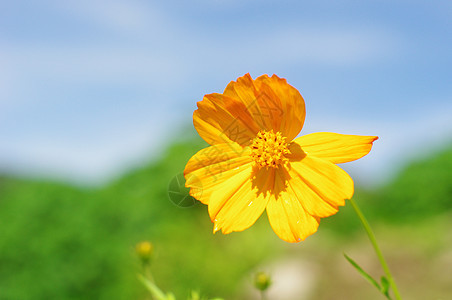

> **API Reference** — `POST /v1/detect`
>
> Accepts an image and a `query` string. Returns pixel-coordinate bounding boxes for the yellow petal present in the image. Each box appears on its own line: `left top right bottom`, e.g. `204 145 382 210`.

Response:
209 165 270 234
184 143 252 204
293 132 378 164
254 74 306 141
266 168 320 243
287 153 354 218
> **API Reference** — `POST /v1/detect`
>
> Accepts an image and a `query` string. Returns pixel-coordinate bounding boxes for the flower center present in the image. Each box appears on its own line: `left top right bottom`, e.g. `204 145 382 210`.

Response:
250 130 290 168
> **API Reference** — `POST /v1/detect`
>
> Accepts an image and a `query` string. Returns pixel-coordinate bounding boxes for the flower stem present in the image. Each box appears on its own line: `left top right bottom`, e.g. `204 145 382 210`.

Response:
349 198 402 300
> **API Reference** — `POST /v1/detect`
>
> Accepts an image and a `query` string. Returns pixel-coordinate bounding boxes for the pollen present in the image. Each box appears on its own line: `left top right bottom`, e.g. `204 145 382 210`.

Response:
250 130 291 168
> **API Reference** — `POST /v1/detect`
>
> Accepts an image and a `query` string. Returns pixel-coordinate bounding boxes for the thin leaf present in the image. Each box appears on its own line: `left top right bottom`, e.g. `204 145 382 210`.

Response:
344 253 381 292
380 276 392 299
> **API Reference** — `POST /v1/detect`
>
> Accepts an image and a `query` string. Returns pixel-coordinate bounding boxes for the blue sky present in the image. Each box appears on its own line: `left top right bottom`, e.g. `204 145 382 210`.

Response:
0 0 451 186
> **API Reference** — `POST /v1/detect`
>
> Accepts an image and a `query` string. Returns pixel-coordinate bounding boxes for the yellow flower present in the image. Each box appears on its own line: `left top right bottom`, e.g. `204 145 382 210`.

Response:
184 74 377 243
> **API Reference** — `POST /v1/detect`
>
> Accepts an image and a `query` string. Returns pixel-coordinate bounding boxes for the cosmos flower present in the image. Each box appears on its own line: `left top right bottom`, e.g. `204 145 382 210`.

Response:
184 74 377 243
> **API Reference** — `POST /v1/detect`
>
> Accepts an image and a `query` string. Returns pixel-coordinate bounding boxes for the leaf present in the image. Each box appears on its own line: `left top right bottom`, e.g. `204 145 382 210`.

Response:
380 276 391 299
344 253 382 292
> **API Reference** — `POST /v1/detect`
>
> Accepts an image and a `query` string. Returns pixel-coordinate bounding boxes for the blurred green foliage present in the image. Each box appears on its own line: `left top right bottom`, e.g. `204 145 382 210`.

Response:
374 144 452 222
0 138 450 300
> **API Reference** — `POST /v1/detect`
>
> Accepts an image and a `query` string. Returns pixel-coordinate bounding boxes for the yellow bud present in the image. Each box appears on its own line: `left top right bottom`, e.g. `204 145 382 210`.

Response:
136 241 153 264
254 271 271 291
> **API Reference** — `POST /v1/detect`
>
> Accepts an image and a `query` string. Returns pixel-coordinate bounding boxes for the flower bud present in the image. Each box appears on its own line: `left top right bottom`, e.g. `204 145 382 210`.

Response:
136 241 153 264
254 271 271 291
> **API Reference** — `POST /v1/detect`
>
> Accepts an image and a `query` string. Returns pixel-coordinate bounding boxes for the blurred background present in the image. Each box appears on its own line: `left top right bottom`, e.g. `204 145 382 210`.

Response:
0 1 451 299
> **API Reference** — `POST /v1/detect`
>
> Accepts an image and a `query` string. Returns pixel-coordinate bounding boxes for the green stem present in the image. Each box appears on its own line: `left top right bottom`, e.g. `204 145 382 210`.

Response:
137 274 167 300
349 198 402 300
143 263 154 283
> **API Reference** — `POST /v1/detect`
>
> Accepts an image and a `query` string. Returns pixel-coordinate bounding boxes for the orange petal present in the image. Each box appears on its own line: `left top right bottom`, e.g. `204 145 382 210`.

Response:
293 132 378 164
223 73 305 140
193 92 262 146
254 74 306 141
287 153 354 218
209 165 270 234
266 168 320 243
223 73 273 131
184 143 252 204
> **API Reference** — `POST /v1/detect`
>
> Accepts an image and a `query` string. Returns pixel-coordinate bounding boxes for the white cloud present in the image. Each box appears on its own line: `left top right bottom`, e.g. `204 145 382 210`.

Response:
0 20 399 110
0 105 183 185
1 44 185 84
231 27 399 66
51 0 169 35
